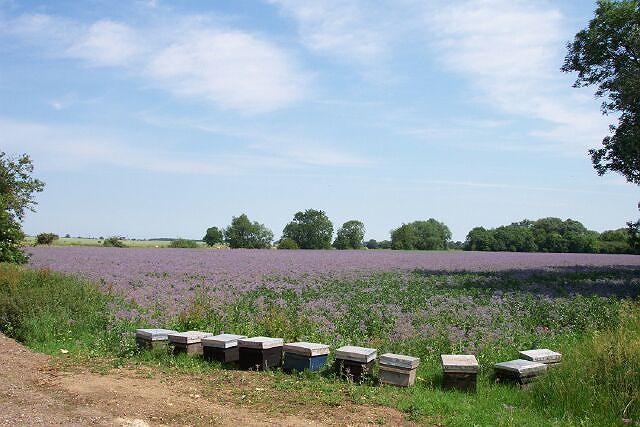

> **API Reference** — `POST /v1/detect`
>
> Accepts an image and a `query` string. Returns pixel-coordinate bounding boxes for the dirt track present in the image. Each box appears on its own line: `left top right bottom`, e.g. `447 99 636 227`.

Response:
0 334 413 426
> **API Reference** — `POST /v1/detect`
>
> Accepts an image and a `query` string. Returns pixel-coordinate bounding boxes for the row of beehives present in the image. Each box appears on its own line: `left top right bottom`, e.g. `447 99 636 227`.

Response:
135 329 562 389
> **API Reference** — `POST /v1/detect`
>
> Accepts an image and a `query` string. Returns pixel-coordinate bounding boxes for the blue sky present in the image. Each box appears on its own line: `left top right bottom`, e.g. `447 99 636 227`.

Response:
1 0 638 242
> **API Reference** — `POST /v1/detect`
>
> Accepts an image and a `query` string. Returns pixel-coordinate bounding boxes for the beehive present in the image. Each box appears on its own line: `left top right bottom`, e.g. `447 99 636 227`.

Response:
237 337 284 370
167 331 213 356
518 349 562 366
441 354 479 391
135 328 177 349
202 334 247 363
494 359 547 384
283 342 330 372
379 353 420 387
334 346 377 382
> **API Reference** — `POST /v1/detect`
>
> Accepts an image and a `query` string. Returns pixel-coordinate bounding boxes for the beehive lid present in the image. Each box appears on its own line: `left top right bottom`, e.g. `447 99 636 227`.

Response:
135 328 177 341
284 342 330 357
335 346 377 363
441 354 479 373
202 334 248 349
167 331 213 344
380 353 420 369
518 349 562 364
238 336 284 349
494 359 547 376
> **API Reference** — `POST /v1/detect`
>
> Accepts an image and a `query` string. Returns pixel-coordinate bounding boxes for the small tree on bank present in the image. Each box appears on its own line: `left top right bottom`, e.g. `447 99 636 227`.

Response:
224 214 273 249
0 153 44 263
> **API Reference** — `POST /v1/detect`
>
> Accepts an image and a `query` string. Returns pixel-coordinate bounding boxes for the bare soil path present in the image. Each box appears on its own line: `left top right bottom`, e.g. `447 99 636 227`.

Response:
0 334 414 426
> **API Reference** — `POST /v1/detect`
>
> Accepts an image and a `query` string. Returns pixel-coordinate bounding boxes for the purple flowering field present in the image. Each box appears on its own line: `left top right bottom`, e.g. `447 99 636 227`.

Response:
26 247 640 358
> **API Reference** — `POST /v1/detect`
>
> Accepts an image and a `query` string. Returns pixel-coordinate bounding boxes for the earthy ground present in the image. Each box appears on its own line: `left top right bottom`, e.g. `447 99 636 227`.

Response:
0 333 414 426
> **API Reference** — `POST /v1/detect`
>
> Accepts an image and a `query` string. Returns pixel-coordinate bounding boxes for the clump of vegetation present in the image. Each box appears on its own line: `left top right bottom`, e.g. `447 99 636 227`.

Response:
333 220 365 249
277 237 299 249
35 233 59 245
224 214 273 249
391 219 451 250
282 209 333 249
202 227 223 246
0 152 44 263
169 238 199 248
102 236 126 248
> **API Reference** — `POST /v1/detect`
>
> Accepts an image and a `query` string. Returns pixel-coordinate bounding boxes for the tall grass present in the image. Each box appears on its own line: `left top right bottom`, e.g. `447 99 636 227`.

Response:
531 302 640 425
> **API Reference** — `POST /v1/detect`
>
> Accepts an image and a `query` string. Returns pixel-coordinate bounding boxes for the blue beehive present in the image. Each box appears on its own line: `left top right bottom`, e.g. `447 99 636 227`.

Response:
283 342 330 372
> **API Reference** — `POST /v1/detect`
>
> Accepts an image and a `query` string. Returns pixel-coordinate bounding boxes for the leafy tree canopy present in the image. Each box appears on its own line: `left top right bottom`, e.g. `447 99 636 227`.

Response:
333 220 365 249
224 214 273 249
203 226 224 246
282 209 333 249
391 219 451 250
0 153 44 263
365 239 379 249
563 0 640 184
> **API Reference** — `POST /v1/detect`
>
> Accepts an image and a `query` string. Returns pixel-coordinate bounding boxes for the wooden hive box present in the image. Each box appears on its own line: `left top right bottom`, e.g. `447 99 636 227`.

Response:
441 354 479 391
494 359 547 384
379 353 420 387
202 334 247 363
518 349 562 367
135 328 177 349
283 342 330 372
237 337 284 370
335 346 377 382
167 331 213 356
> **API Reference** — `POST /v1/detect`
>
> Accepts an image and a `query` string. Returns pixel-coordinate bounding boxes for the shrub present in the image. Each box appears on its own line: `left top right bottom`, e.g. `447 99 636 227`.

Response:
277 238 299 249
35 233 59 245
202 227 223 246
169 238 199 248
103 236 126 248
365 239 378 249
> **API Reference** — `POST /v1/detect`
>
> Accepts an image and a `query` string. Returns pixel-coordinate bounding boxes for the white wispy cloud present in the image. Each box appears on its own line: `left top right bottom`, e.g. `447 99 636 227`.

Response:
425 0 608 152
2 12 309 113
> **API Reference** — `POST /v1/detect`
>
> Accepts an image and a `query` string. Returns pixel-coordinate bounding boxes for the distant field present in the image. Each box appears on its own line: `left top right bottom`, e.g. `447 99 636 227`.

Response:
22 236 207 248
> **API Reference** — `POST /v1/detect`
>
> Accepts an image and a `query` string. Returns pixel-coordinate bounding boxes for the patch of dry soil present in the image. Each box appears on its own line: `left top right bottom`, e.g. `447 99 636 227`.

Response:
0 334 414 426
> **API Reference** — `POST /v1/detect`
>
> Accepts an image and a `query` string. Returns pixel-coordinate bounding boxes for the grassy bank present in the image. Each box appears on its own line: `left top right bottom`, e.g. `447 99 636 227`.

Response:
0 263 638 425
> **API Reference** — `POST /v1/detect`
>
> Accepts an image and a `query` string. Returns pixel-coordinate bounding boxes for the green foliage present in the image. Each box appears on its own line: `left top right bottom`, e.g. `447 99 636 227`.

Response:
169 238 199 248
563 0 640 185
378 240 392 249
629 219 640 253
365 239 378 249
532 303 640 425
103 236 127 248
0 264 124 354
35 233 59 245
202 226 224 247
391 219 451 250
465 217 625 253
224 214 273 249
277 238 299 249
0 153 44 263
333 220 365 249
282 209 333 249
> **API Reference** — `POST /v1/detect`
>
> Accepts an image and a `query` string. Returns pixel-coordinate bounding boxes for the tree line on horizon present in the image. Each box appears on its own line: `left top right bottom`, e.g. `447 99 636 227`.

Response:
199 209 638 254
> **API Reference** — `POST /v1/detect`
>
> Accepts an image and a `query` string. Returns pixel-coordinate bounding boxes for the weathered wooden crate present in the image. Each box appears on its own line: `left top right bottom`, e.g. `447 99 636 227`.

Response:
238 337 284 370
441 354 479 392
494 359 547 384
167 331 213 356
202 334 247 363
335 346 377 382
135 328 177 350
379 353 420 387
283 342 330 372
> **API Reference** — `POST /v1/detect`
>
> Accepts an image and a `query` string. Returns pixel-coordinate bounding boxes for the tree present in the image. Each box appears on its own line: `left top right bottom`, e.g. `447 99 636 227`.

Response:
333 220 365 249
36 233 59 245
282 209 333 249
563 0 640 185
203 226 224 246
464 227 497 251
378 240 392 249
0 153 44 263
391 219 451 250
277 238 299 249
224 214 273 249
365 239 379 249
